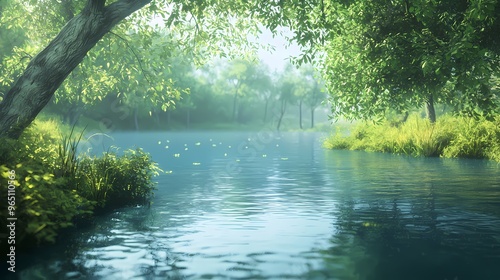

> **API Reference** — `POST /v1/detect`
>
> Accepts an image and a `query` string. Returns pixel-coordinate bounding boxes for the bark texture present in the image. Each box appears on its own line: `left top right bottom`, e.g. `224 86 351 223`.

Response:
0 0 151 139
425 94 436 123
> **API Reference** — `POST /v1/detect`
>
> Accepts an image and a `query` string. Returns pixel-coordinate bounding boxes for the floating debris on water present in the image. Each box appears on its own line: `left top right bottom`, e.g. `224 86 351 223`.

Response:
224 153 227 156
195 142 201 146
165 170 173 174
158 141 162 145
165 146 169 149
192 162 201 166
212 144 217 147
185 148 188 151
174 154 180 157
262 154 267 157
281 157 288 160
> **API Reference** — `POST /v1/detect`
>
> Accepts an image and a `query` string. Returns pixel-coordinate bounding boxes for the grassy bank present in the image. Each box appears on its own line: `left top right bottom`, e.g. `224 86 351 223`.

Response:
324 115 500 161
0 119 162 254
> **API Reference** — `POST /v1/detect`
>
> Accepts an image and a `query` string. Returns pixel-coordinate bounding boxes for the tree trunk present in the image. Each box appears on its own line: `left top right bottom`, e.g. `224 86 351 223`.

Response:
232 90 238 123
277 99 287 131
0 0 152 139
310 107 315 128
425 94 436 123
263 99 269 123
299 99 303 129
152 110 160 128
133 107 139 130
401 111 409 123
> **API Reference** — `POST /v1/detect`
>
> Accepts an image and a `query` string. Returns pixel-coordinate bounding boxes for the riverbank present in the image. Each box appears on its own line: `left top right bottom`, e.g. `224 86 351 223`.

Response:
324 115 500 161
0 119 162 260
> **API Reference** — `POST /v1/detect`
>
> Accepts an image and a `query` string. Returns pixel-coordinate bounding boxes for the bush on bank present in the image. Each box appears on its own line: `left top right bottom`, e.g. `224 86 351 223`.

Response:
324 115 500 161
0 119 161 251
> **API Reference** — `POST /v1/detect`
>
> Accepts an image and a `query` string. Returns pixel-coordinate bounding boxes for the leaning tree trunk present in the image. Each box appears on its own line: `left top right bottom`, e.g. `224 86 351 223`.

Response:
0 0 151 139
425 94 436 123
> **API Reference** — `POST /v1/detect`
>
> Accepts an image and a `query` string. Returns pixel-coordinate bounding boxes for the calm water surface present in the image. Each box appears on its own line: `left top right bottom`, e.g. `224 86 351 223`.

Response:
12 132 500 279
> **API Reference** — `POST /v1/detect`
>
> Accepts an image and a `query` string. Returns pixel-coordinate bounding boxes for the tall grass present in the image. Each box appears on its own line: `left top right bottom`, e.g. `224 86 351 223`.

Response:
56 124 86 179
324 115 500 161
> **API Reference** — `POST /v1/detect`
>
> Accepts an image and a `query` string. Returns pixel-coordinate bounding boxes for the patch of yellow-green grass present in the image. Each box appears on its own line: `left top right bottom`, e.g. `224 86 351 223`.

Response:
324 114 500 161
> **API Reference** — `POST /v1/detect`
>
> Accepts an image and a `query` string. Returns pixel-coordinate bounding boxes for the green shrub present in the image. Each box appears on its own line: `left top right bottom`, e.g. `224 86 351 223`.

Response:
324 114 500 161
443 116 500 160
0 123 93 248
78 148 161 210
1 119 161 251
1 165 93 246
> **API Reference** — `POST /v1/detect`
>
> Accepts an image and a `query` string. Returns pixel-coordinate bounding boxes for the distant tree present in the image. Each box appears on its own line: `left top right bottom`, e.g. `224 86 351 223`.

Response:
220 59 261 123
276 65 298 131
300 65 326 128
251 64 273 123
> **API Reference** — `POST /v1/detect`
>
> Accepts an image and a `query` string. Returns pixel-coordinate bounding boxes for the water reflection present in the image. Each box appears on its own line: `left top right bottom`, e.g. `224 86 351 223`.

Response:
323 150 500 279
9 132 500 280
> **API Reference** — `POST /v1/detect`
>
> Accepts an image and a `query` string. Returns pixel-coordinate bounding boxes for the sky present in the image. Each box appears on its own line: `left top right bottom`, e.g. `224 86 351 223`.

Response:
254 27 302 72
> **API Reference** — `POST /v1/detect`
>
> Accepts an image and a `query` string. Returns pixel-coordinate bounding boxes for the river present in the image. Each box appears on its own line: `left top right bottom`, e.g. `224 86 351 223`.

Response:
11 131 500 279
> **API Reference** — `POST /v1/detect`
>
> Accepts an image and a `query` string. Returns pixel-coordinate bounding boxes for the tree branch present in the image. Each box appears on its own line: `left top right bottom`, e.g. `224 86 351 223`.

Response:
0 0 153 138
109 31 152 84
